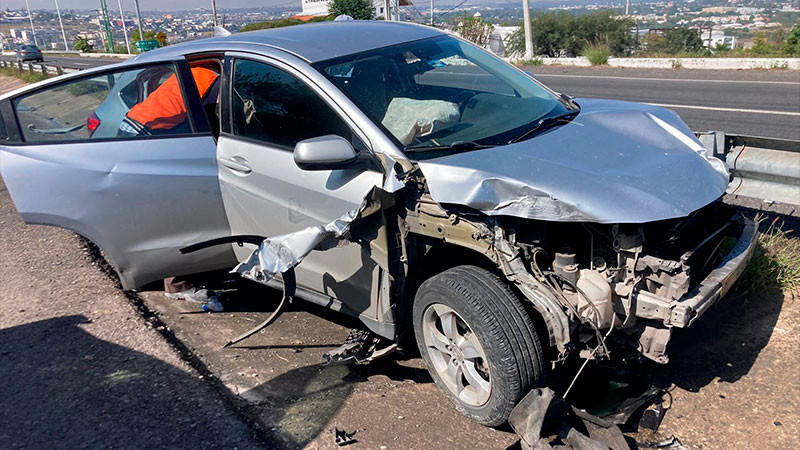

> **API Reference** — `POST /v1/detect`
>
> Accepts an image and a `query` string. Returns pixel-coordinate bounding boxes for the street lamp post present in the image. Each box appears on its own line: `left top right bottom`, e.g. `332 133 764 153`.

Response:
24 0 38 46
134 0 144 45
54 0 69 51
118 0 131 54
211 0 218 27
522 0 533 59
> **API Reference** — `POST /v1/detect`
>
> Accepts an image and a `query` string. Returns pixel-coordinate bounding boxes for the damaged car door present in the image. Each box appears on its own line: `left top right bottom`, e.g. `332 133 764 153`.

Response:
217 55 389 328
0 60 236 289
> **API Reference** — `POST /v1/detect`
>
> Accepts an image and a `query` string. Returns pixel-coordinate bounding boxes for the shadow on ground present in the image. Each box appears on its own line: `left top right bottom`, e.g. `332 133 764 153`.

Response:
649 286 785 392
0 315 271 449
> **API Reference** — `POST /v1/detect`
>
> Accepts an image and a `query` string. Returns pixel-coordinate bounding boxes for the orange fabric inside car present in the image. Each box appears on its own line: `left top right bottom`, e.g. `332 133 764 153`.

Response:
126 67 218 131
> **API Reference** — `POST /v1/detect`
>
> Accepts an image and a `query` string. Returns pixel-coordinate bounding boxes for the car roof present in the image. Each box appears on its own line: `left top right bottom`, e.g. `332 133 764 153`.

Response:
136 21 444 63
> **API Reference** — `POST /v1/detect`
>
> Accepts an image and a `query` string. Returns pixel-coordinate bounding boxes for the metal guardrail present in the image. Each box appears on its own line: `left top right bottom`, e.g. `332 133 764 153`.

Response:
0 59 79 76
699 131 800 206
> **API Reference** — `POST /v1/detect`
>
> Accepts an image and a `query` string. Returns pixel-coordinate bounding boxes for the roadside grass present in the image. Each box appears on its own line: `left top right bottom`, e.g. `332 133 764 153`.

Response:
741 217 800 293
0 66 50 83
581 43 610 66
517 58 544 67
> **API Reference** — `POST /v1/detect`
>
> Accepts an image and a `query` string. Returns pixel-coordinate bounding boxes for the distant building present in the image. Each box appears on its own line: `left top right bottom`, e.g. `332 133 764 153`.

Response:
701 29 737 49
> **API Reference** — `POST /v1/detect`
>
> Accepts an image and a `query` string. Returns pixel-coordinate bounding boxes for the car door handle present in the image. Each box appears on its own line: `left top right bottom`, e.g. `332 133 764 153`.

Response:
220 157 252 175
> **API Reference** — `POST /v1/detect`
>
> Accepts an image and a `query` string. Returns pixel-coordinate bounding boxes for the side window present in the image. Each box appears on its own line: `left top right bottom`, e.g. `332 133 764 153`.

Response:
231 59 364 150
13 64 202 143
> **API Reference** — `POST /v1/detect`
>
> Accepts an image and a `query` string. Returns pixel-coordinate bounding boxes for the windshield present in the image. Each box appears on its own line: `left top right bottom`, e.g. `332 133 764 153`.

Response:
314 35 571 151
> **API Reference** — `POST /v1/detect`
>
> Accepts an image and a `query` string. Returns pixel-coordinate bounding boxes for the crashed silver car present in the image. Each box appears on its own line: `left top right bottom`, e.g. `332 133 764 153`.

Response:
0 22 756 426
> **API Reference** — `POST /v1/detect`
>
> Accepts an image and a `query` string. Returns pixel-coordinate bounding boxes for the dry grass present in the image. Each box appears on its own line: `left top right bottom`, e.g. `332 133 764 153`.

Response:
741 216 800 293
0 66 50 83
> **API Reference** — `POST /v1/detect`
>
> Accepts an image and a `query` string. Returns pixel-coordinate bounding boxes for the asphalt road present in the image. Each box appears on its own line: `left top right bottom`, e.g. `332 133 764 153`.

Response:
528 66 800 140
0 54 124 69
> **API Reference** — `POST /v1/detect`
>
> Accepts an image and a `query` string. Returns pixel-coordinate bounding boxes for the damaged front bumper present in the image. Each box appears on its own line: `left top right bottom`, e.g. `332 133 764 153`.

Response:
634 216 757 329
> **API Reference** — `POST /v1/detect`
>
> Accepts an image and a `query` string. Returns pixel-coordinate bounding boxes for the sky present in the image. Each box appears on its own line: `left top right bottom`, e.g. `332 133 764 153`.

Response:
0 0 303 12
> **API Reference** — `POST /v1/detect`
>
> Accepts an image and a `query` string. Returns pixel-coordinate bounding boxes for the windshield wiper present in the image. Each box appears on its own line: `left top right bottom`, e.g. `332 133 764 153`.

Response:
509 110 580 144
405 141 496 152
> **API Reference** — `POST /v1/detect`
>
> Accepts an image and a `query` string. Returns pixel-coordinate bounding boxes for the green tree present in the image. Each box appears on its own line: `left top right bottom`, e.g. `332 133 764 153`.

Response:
328 0 375 20
663 27 705 54
240 16 331 32
73 37 93 53
785 25 800 56
506 11 634 57
131 29 156 43
456 14 494 47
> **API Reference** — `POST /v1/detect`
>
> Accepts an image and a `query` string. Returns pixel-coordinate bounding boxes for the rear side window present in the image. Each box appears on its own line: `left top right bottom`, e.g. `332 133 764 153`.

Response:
231 59 363 150
13 63 204 143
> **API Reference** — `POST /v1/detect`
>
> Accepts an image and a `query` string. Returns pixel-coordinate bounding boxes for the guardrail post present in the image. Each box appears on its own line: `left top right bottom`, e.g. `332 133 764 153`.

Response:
27 62 33 73
56 64 63 76
17 61 23 71
40 64 47 76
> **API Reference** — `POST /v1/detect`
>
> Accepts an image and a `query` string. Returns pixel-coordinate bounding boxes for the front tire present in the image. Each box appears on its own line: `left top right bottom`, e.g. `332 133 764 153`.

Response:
412 265 546 426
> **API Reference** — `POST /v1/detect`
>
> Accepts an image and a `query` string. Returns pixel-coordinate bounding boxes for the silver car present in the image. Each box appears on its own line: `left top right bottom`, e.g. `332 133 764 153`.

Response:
0 22 756 426
15 44 43 62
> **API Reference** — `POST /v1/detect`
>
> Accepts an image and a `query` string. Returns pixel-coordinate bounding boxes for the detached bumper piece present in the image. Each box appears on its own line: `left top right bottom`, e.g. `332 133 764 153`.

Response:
634 217 757 328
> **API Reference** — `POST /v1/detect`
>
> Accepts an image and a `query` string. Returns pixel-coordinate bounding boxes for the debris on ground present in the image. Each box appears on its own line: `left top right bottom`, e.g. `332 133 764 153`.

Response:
509 387 669 450
637 436 687 449
334 428 357 446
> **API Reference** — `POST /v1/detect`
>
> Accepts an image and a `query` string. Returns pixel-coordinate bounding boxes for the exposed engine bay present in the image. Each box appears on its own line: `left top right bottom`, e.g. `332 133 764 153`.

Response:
503 201 746 364
400 183 756 366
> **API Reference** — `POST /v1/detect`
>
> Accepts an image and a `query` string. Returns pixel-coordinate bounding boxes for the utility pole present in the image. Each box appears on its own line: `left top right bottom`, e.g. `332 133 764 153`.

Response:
117 0 131 53
24 0 38 46
521 0 533 59
134 0 144 45
100 0 114 53
625 0 630 16
211 0 218 27
384 0 390 20
54 0 69 50
430 0 434 25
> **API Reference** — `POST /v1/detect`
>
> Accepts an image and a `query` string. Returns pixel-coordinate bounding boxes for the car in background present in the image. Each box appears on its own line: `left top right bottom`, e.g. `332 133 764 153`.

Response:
15 45 43 63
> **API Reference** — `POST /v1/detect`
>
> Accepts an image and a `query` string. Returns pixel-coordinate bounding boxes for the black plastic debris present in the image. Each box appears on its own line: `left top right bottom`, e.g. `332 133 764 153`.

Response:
637 436 687 449
509 387 629 450
639 402 667 432
509 386 670 450
334 428 356 446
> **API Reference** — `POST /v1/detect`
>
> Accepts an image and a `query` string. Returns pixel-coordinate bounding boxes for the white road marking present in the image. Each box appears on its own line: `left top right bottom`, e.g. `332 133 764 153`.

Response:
72 62 89 66
535 73 800 86
645 102 800 116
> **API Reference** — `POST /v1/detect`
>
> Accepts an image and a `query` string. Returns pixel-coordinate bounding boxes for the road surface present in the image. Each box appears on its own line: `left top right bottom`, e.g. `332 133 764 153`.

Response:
527 66 800 140
0 54 124 69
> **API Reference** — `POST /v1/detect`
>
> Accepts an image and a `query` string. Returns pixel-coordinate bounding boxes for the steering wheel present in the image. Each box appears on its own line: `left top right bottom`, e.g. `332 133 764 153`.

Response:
450 90 477 112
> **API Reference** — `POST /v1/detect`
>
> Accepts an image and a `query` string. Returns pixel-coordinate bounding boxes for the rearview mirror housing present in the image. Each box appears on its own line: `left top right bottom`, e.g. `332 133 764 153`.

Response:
294 135 359 171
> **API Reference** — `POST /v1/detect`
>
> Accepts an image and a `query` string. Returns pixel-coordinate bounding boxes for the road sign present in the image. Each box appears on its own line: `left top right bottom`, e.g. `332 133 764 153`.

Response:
135 39 159 52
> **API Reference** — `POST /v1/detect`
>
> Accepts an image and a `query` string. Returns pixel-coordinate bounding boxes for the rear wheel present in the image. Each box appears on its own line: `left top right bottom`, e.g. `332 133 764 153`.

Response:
412 265 546 426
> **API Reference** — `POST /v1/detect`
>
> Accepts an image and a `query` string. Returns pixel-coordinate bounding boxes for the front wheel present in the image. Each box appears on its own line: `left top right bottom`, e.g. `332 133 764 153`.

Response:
412 265 546 426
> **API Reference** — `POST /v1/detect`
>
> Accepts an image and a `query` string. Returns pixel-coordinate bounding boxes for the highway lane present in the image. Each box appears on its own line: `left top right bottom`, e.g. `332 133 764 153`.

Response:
530 66 800 140
0 54 124 69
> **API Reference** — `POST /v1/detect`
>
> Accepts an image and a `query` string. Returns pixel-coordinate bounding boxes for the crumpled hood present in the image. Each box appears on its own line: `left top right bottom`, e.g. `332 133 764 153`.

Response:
416 98 730 224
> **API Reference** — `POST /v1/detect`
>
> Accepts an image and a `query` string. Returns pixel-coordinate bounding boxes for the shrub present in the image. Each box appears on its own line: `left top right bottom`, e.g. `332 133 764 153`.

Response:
457 15 494 47
785 25 800 56
581 42 610 65
328 0 375 20
240 16 332 32
506 11 634 58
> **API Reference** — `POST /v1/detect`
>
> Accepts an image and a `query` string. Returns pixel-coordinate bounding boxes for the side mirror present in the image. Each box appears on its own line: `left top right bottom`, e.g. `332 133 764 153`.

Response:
294 135 359 171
